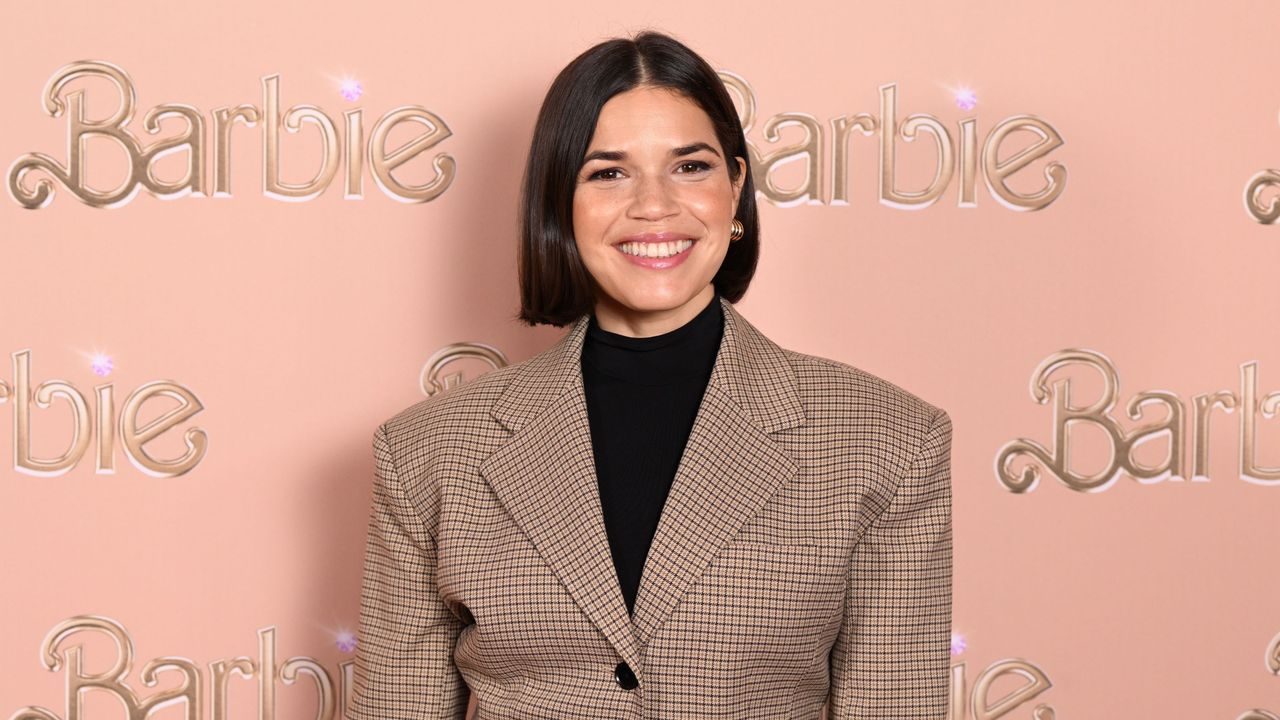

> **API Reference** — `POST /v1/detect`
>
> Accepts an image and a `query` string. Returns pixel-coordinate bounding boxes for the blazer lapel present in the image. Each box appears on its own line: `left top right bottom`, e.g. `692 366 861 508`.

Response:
478 295 806 669
480 309 643 669
630 297 806 647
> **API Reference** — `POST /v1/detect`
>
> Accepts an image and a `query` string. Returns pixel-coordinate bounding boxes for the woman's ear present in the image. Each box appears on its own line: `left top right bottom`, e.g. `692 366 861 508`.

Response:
732 155 747 215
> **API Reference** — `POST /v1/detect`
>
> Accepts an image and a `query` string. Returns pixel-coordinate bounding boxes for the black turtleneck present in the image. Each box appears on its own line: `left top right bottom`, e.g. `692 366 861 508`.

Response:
581 291 725 618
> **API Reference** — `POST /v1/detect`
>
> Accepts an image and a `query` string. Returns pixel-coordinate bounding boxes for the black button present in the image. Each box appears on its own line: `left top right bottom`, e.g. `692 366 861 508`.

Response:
614 661 638 690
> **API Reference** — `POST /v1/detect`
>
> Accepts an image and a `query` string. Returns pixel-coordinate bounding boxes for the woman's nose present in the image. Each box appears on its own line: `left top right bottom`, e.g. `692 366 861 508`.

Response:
628 174 680 219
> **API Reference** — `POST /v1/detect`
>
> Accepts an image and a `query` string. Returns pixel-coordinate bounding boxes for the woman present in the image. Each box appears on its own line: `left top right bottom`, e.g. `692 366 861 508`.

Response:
350 30 952 720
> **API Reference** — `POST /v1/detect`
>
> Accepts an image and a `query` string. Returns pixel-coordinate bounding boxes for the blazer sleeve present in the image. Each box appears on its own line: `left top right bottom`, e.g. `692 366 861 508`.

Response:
349 423 470 720
827 407 954 719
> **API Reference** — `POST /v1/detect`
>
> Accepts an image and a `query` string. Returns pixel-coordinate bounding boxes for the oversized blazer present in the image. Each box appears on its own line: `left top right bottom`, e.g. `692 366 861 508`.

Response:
349 295 953 720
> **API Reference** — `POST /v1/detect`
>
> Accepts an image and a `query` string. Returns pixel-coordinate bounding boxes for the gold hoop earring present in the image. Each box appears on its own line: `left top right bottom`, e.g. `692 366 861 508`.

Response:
729 218 744 242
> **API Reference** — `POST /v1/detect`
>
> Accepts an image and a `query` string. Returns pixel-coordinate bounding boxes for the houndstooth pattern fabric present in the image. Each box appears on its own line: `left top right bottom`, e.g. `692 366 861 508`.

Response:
349 295 953 719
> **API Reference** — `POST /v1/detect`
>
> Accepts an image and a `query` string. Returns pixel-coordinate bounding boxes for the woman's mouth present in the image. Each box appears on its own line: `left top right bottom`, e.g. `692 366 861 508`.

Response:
614 238 697 269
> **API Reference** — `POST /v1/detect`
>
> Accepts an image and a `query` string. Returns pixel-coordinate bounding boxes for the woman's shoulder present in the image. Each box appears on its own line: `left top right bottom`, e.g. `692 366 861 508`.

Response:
374 361 522 461
780 348 948 433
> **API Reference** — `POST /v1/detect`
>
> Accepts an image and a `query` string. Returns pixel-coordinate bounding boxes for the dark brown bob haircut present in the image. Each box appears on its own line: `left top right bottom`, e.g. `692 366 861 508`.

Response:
515 30 760 327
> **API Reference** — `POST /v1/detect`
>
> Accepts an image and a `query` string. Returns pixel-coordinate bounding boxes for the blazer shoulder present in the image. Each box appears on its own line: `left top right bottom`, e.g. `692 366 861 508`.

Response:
375 361 520 464
782 348 947 434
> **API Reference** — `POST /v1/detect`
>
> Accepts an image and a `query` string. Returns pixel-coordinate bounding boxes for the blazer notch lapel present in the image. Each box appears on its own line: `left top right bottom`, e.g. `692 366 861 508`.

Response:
478 312 641 668
630 296 807 645
478 385 643 669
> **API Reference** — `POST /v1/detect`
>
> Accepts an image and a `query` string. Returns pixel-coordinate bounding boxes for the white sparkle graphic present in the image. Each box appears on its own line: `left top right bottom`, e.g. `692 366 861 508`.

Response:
336 629 357 653
90 353 113 377
340 79 363 102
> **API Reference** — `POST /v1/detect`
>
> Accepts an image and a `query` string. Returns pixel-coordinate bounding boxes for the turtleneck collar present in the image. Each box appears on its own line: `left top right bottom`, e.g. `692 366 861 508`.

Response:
581 292 724 387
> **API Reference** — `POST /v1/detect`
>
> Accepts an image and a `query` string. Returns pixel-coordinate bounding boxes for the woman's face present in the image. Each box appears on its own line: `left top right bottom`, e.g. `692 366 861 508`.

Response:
573 85 746 330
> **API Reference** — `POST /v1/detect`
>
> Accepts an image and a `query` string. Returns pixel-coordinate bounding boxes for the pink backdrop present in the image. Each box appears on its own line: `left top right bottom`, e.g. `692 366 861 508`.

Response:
4 1 1280 717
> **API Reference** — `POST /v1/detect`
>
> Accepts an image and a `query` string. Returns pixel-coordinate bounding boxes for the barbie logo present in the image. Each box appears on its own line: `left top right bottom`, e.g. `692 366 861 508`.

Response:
721 72 1067 211
7 60 455 209
1 350 206 477
996 348 1280 492
7 615 357 720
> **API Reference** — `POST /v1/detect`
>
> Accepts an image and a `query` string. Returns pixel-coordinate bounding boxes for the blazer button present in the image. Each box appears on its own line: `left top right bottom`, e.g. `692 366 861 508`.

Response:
614 661 638 690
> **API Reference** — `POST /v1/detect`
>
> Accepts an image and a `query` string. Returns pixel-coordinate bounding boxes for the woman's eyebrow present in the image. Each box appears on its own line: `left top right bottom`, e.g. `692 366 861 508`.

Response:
582 142 721 165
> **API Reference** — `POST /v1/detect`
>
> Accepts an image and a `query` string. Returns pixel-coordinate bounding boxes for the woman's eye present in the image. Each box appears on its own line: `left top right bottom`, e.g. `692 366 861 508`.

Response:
586 160 712 182
588 168 623 181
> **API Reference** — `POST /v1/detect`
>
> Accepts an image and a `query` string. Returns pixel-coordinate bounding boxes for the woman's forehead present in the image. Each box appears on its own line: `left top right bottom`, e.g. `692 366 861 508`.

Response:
588 90 717 150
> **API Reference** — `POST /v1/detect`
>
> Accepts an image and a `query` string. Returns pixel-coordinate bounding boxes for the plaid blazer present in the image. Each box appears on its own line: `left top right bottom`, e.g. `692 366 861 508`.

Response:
350 295 953 720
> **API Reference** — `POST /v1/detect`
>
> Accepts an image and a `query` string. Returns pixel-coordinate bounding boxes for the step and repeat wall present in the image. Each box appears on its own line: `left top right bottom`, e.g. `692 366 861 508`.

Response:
3 1 1279 718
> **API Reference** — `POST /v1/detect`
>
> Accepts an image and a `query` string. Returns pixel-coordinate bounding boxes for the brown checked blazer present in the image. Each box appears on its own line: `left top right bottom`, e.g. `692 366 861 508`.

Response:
350 295 953 720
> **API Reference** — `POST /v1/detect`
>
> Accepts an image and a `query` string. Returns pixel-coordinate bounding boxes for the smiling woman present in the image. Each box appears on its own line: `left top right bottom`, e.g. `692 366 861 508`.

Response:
572 90 745 320
351 28 953 720
513 32 761 335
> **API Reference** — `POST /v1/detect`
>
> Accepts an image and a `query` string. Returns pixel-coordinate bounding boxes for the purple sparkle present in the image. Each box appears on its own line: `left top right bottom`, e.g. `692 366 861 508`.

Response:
340 79 363 102
954 89 977 111
950 632 966 655
91 354 113 377
336 630 357 653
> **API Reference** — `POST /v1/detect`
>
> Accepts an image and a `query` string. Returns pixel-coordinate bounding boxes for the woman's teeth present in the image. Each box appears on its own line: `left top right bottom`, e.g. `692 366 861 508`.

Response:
617 239 693 258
